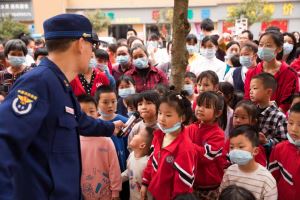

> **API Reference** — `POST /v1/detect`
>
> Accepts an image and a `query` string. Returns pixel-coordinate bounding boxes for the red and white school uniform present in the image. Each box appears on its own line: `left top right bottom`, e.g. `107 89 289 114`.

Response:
187 122 226 189
269 141 300 200
142 127 197 200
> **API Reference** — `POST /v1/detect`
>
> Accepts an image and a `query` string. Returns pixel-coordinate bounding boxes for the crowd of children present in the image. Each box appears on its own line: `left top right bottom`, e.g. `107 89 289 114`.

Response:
1 22 300 200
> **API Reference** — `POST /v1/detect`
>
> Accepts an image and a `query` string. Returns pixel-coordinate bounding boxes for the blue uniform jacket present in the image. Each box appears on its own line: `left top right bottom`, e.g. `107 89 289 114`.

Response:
0 58 115 200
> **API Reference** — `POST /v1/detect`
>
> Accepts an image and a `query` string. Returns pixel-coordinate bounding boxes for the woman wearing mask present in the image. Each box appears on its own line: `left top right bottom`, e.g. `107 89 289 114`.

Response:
244 31 299 113
147 33 168 66
112 45 133 81
125 44 168 93
70 50 110 97
281 32 297 64
0 39 32 94
224 41 241 76
190 35 227 81
186 34 202 72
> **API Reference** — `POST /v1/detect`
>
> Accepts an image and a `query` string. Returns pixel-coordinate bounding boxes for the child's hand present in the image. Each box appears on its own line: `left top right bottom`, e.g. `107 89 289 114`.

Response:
259 132 268 145
140 185 148 200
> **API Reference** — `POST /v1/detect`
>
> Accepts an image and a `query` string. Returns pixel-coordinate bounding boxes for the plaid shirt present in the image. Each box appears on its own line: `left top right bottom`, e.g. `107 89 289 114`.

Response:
125 65 168 93
258 103 287 145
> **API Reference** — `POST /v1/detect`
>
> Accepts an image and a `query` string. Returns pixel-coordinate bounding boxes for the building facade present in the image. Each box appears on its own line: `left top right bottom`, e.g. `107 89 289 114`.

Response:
1 0 300 40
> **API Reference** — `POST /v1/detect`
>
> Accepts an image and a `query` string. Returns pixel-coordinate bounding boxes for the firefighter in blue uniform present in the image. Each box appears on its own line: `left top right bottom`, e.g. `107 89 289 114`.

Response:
0 14 124 199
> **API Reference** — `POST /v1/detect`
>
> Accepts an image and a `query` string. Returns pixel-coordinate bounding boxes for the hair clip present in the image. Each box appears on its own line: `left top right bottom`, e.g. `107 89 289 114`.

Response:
176 94 182 100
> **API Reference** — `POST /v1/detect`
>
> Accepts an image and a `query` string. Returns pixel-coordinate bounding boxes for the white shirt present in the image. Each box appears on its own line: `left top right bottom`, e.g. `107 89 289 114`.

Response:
190 55 226 81
224 66 248 86
24 54 35 67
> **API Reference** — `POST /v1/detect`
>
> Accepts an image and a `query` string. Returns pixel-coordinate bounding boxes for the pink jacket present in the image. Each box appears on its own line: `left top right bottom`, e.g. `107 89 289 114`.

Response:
80 136 122 200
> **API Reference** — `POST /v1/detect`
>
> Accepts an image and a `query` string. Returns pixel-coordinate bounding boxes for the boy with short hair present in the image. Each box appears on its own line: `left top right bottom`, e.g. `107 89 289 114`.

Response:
249 73 287 149
122 126 154 200
95 85 129 172
219 125 278 200
269 102 300 200
78 94 122 200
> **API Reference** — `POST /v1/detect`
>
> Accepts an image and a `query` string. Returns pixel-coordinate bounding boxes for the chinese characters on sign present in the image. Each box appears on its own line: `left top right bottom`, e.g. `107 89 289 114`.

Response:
0 1 33 21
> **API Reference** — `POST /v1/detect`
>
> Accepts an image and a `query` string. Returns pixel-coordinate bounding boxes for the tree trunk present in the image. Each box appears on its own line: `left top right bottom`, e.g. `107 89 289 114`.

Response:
171 0 190 92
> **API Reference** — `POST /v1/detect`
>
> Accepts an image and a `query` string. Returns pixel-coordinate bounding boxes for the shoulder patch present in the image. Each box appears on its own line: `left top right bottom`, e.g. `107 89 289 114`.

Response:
12 90 38 115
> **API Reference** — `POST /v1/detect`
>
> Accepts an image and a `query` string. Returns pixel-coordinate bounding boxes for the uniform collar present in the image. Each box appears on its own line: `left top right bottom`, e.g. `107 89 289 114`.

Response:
41 57 72 92
156 127 185 153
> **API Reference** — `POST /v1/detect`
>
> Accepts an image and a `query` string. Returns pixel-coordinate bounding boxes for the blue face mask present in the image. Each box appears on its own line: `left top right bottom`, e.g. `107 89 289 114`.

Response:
239 56 253 68
8 55 26 67
118 87 135 98
98 110 114 118
157 122 182 134
186 45 197 55
287 133 300 148
283 43 294 55
127 111 134 118
116 55 129 65
133 57 149 69
229 149 253 165
257 47 276 62
88 58 97 68
97 63 108 71
183 84 194 96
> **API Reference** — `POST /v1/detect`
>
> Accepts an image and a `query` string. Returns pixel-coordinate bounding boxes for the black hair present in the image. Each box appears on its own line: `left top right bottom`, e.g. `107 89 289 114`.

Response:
252 72 277 92
197 70 219 86
34 48 48 61
130 44 149 57
149 33 160 41
292 92 300 101
241 42 258 54
116 44 130 54
144 126 155 152
265 26 281 33
95 49 109 61
0 52 5 60
124 93 139 110
108 43 118 53
282 32 297 64
4 39 28 57
229 125 259 147
201 35 218 47
94 85 116 104
230 54 241 67
160 91 193 126
116 38 127 46
34 38 45 46
197 91 227 130
127 36 144 48
219 185 256 200
186 34 198 44
185 72 197 83
136 90 160 111
219 82 234 108
19 35 34 47
296 47 300 58
226 41 240 51
46 39 77 53
174 193 197 200
234 100 258 125
77 94 97 108
231 91 245 109
116 75 136 89
200 18 214 32
290 102 300 114
241 30 254 41
259 30 284 48
127 28 137 36
155 83 170 97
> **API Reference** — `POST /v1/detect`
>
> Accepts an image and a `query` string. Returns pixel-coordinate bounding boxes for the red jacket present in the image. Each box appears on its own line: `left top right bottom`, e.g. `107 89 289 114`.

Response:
269 141 300 200
186 122 225 188
142 127 196 200
70 68 109 97
244 61 299 113
125 65 168 93
112 63 133 81
291 57 300 78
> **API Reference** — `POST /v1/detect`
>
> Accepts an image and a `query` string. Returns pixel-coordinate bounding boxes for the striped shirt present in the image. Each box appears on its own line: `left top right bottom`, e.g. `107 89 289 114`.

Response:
220 164 277 200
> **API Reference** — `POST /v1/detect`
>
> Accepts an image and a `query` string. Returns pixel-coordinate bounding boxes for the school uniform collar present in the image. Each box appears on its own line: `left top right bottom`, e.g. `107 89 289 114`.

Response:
259 102 278 116
156 126 186 153
41 57 72 92
257 61 288 78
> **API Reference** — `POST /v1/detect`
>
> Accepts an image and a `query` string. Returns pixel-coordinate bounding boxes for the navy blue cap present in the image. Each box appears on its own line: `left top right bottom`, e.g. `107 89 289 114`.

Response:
43 13 99 44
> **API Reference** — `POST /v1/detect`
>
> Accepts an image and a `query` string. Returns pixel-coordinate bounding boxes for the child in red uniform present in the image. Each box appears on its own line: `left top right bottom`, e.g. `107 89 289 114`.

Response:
141 92 196 200
224 100 267 167
188 91 226 200
269 102 300 200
